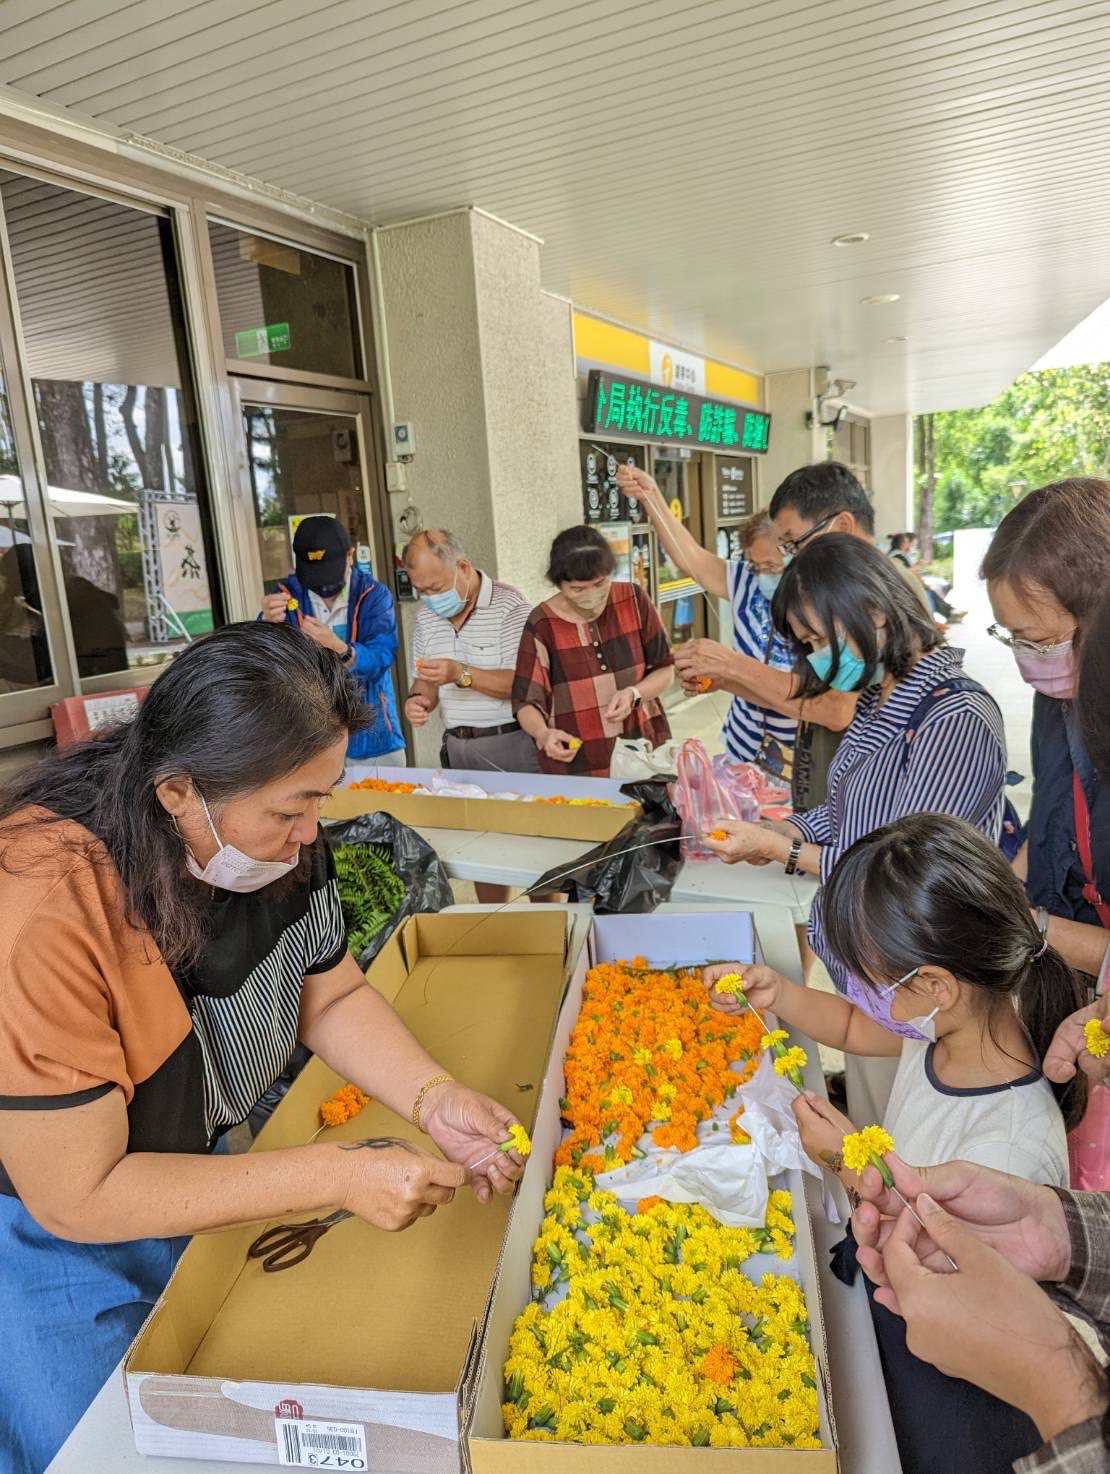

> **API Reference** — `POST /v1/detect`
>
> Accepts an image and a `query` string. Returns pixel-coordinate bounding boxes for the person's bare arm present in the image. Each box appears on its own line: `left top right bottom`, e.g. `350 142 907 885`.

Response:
0 1090 464 1243
618 467 728 598
1043 914 1110 978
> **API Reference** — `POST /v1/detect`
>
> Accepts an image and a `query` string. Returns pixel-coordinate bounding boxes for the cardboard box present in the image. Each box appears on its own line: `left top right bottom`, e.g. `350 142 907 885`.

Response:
124 910 585 1471
467 912 839 1472
327 765 640 843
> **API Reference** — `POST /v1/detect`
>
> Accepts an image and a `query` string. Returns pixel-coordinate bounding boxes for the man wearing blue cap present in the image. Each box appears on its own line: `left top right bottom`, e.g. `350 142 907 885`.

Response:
261 516 405 763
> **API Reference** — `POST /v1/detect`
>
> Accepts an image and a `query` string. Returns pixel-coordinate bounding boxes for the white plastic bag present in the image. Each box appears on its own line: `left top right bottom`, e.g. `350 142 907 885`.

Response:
595 1142 770 1228
610 738 682 781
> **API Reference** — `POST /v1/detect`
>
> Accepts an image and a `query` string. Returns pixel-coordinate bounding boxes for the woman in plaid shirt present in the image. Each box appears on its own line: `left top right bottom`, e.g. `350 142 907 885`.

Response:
512 526 675 777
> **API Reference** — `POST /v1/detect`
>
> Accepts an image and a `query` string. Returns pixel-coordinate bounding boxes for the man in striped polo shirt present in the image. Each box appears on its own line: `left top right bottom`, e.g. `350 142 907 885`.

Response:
403 529 538 778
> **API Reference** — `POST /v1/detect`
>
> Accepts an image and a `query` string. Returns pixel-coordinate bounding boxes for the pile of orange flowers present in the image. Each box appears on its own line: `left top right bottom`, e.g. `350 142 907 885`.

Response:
319 1082 371 1127
534 795 629 808
555 958 766 1171
347 777 418 794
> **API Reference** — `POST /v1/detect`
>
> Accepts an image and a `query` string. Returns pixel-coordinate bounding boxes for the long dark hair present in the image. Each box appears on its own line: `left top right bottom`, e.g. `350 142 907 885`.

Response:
823 813 1087 1130
981 478 1110 653
1078 593 1110 788
0 622 369 970
772 533 941 697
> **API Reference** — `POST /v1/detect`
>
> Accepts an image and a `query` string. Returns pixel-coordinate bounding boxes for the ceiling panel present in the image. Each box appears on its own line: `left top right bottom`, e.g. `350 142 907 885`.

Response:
1 0 1109 412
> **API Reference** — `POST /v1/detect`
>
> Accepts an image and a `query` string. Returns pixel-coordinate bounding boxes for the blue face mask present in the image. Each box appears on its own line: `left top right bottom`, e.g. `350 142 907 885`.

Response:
421 569 466 619
755 571 782 601
806 641 883 692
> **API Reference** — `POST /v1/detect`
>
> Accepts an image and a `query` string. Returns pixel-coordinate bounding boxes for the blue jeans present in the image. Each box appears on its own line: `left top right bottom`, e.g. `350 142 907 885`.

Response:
0 1194 188 1474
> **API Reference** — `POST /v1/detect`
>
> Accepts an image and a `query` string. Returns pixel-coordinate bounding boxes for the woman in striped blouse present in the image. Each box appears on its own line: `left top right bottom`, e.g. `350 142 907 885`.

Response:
705 534 1007 1121
618 466 797 766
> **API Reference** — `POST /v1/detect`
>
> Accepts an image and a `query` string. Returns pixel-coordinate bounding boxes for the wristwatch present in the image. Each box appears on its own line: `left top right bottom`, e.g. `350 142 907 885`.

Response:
629 685 643 710
458 664 473 688
342 643 355 667
784 837 803 875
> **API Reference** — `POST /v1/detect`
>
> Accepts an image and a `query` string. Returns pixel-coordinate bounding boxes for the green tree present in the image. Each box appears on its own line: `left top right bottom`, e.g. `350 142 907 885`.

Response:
916 363 1110 533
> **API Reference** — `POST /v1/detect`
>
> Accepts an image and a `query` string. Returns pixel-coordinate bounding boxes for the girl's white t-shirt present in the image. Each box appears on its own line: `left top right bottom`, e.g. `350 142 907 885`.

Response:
883 1040 1069 1187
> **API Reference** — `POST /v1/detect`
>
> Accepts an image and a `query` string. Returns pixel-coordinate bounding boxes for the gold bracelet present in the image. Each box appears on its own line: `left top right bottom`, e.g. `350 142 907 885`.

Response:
411 1073 454 1130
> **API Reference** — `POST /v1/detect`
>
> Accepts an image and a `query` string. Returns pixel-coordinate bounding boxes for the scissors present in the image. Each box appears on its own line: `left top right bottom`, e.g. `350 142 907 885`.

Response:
246 1209 353 1272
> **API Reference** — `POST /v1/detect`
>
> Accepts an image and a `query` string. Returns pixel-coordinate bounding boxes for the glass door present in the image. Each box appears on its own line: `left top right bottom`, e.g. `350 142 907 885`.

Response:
230 380 384 601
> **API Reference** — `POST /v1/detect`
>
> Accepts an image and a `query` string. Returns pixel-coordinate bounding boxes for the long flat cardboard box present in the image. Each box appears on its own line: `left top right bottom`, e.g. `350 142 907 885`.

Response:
327 765 640 842
467 912 839 1471
124 911 583 1470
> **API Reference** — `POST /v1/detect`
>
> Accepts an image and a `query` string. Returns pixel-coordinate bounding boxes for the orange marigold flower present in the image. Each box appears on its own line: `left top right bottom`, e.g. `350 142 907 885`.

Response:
319 1082 371 1127
637 1196 666 1214
700 1343 738 1385
708 829 728 841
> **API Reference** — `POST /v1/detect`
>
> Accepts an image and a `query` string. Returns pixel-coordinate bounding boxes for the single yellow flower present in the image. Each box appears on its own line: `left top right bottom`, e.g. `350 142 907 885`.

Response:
773 1046 808 1083
760 1029 789 1049
841 1125 895 1185
713 972 745 996
501 1123 533 1157
610 1085 634 1105
632 1046 652 1065
1084 1017 1110 1059
661 1037 683 1059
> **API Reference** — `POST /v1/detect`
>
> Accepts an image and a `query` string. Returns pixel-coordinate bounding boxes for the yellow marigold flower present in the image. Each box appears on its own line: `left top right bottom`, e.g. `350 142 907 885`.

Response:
657 1080 678 1101
841 1124 895 1186
651 1099 672 1122
661 1037 683 1059
1084 1017 1110 1059
610 1085 634 1105
761 1029 789 1049
713 972 745 996
632 1046 652 1064
773 1046 808 1081
501 1123 532 1157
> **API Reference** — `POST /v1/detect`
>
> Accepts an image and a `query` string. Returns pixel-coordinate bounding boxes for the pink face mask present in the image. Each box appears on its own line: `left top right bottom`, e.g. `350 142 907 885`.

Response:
1012 641 1076 698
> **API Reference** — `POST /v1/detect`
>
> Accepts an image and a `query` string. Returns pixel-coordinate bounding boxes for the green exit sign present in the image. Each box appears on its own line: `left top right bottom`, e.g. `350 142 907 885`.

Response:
234 321 291 358
584 370 771 453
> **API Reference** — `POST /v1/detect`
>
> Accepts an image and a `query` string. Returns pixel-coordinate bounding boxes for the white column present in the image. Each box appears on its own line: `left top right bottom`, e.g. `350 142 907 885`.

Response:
760 369 826 505
375 208 582 762
869 414 914 544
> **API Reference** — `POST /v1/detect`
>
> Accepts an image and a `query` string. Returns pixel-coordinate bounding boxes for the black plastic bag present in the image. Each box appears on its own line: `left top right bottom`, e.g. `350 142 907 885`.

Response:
246 813 454 1136
325 809 455 967
530 779 682 913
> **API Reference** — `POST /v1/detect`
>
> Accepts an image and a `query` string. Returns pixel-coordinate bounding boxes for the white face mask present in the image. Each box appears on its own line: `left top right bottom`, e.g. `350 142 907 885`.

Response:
879 967 941 1043
184 794 300 894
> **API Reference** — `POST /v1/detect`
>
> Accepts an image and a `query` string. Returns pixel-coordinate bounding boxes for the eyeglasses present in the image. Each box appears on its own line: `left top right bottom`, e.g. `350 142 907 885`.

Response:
777 512 838 558
987 623 1074 655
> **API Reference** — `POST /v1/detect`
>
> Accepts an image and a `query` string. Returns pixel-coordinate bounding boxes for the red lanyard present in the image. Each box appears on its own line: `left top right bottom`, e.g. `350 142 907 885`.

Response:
1072 770 1110 929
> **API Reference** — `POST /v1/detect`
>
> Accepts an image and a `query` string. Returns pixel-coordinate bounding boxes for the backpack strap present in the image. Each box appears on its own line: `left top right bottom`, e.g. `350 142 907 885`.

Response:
898 675 994 772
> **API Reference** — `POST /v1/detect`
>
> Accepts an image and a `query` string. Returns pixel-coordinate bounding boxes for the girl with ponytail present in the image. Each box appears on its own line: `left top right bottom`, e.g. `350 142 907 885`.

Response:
704 812 1084 1474
705 810 1083 1188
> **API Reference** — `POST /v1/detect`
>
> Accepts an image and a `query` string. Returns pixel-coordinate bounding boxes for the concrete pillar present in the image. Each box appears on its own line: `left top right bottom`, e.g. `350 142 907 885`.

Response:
869 413 915 545
375 208 582 762
760 369 826 505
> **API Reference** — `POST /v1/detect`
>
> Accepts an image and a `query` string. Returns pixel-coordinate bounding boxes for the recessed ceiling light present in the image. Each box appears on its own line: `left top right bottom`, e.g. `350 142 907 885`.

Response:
886 335 908 342
832 232 870 246
860 293 901 305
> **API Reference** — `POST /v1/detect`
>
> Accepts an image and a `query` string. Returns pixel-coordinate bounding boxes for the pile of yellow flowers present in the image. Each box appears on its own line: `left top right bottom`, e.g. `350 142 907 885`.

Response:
502 1167 820 1448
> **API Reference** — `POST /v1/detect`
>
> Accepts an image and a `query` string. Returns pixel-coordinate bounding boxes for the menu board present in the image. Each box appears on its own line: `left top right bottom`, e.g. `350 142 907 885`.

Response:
715 456 755 520
580 440 647 525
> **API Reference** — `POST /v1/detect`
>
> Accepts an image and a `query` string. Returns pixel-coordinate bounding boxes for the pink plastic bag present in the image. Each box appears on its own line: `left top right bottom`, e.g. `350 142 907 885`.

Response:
673 739 759 861
1067 1085 1110 1190
711 755 790 810
1067 947 1110 1190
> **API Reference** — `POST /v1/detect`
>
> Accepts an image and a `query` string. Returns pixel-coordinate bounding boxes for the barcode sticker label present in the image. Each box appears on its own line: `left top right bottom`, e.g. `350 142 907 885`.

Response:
275 1417 367 1468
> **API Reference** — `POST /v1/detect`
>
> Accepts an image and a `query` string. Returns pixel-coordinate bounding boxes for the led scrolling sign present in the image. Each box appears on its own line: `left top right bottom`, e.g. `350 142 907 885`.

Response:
584 369 771 453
